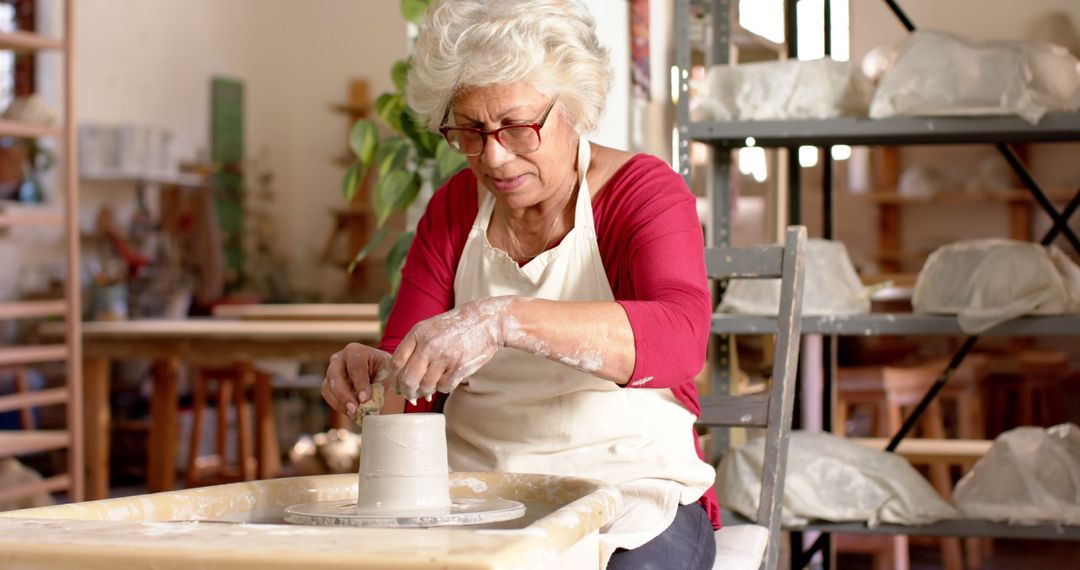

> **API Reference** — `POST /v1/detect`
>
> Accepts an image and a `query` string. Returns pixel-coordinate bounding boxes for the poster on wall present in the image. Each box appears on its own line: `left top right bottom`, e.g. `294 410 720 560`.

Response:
631 0 650 100
211 76 245 292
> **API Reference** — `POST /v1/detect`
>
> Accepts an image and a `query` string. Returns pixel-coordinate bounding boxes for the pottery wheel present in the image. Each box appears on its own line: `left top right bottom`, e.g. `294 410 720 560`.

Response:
283 496 526 528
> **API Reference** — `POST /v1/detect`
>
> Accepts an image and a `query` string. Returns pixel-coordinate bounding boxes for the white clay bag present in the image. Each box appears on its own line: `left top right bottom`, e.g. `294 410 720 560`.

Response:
953 424 1080 525
869 29 1080 123
912 239 1080 333
715 431 957 527
691 58 871 122
718 239 871 316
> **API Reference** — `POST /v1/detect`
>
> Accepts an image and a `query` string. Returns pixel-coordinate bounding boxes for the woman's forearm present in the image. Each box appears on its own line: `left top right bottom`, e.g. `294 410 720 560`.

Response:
501 296 635 384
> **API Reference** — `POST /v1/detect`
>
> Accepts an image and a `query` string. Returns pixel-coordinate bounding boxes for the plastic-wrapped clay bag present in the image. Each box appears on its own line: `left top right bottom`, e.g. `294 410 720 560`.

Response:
716 431 957 527
870 30 1080 123
953 424 1080 525
912 239 1080 333
718 239 870 316
691 58 871 122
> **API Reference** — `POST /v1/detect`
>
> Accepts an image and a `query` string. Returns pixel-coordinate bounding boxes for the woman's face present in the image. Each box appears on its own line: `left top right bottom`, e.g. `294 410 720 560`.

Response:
448 82 578 213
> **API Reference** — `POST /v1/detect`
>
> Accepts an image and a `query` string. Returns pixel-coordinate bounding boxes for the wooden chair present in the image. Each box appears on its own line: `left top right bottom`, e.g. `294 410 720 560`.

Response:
704 226 806 570
184 361 280 487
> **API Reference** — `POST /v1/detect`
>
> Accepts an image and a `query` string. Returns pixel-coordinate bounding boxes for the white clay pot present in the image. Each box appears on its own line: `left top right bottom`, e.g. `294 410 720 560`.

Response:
355 413 452 515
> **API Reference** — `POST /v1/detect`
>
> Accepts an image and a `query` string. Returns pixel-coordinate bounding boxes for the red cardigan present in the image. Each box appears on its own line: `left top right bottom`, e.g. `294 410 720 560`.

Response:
378 153 721 529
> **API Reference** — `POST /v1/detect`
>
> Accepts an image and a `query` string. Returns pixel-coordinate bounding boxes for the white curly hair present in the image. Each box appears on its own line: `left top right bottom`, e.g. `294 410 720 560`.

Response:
406 0 612 135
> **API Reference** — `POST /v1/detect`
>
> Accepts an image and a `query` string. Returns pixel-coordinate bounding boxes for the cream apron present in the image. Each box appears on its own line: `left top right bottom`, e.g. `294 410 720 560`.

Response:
447 139 716 564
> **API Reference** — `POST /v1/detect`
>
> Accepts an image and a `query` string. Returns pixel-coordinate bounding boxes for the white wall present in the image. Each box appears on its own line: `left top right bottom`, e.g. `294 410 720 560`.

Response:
850 0 1080 61
588 0 630 150
66 0 407 298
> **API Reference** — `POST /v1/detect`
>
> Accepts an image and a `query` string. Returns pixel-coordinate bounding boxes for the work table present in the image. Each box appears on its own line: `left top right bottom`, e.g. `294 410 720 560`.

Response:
0 472 621 569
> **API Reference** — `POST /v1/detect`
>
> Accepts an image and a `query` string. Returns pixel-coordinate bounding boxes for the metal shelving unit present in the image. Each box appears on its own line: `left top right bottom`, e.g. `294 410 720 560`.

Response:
722 508 1080 542
685 112 1080 147
676 0 1080 567
0 0 82 505
713 314 1080 336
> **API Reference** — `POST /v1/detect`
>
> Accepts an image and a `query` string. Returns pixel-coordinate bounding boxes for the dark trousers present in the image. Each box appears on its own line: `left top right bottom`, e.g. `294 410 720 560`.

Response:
607 502 715 570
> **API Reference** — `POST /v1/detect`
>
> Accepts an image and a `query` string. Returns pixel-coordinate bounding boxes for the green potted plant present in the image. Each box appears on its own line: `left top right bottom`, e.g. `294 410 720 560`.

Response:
344 0 467 323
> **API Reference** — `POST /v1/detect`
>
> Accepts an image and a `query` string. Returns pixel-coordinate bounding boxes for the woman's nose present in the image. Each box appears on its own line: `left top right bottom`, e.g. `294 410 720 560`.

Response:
479 134 515 167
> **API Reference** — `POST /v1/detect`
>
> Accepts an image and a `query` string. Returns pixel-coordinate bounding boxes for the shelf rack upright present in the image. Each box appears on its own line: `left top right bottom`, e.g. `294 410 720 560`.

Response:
0 0 81 505
675 0 1080 567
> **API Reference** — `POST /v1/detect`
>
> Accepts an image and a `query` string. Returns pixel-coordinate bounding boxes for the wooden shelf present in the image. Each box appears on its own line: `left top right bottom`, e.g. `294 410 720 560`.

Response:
0 387 68 414
0 29 63 52
212 303 379 321
334 154 357 168
0 299 67 319
852 437 992 464
0 344 68 366
0 473 70 505
330 102 370 116
81 172 205 188
870 189 1075 205
0 430 70 458
0 118 62 139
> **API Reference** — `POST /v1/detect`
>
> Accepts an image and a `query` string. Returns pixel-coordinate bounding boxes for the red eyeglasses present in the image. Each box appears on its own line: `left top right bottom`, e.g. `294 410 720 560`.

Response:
438 100 557 157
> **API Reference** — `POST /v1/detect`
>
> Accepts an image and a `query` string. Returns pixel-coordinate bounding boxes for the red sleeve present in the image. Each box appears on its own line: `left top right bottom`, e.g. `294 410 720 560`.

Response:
595 155 719 529
595 155 711 391
377 169 477 413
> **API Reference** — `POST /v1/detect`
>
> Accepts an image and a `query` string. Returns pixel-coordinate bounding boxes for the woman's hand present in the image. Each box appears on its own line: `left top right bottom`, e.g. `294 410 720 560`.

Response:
321 343 393 418
387 297 515 401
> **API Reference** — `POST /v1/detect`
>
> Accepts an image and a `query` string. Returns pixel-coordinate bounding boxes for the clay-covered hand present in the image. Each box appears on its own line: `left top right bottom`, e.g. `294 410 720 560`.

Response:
387 297 515 402
321 342 393 419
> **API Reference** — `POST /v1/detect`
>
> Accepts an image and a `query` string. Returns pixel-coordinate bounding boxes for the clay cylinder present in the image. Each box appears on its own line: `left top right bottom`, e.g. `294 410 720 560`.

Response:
355 413 452 515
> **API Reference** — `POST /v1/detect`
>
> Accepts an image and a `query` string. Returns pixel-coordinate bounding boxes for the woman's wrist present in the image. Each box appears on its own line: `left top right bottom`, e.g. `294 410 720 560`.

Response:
487 296 550 357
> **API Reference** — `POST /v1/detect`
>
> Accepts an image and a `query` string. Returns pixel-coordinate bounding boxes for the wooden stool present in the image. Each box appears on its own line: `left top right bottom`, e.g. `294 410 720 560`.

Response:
1016 349 1069 427
184 362 280 487
836 356 990 570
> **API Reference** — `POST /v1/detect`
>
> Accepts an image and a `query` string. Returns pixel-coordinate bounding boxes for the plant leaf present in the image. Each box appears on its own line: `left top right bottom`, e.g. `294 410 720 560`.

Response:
375 137 411 178
391 58 410 94
347 225 389 273
342 161 364 201
400 0 429 25
385 231 415 287
349 120 379 165
373 170 421 226
375 93 406 134
433 139 468 189
377 292 396 327
401 109 439 160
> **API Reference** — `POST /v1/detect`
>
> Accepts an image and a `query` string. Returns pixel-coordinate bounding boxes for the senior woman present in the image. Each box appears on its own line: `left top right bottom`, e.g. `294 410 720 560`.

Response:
322 0 718 567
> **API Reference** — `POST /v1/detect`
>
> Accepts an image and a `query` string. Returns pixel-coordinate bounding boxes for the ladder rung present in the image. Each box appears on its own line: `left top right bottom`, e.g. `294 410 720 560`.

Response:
0 300 67 319
0 473 71 505
0 118 63 139
0 29 65 53
0 430 70 457
0 345 69 366
0 209 64 228
0 387 68 414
